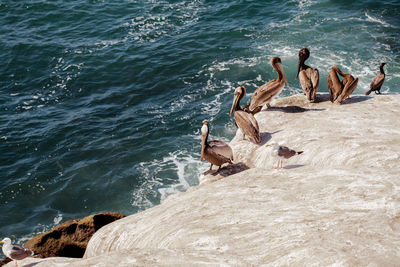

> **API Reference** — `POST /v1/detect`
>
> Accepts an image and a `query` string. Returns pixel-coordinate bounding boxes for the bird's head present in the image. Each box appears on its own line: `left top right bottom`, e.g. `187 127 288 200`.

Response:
296 47 310 80
201 121 209 136
271 57 289 86
0 237 11 245
265 142 279 150
200 121 209 161
299 47 310 61
230 86 246 116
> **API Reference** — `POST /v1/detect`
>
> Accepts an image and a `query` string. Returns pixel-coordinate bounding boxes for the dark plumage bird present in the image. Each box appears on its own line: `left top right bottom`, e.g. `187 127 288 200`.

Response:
366 63 386 95
1 237 34 266
230 86 261 144
200 121 233 171
327 65 358 104
296 48 319 102
246 57 289 114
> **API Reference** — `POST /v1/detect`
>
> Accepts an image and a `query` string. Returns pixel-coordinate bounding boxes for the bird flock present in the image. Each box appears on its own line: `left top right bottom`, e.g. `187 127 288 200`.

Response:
200 47 386 171
0 48 387 266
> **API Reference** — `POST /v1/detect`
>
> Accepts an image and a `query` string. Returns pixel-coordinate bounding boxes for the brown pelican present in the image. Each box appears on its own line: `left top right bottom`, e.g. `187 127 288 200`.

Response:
230 86 261 144
1 237 34 266
247 57 289 114
327 65 358 104
296 48 319 102
366 62 386 95
265 142 303 169
200 121 233 171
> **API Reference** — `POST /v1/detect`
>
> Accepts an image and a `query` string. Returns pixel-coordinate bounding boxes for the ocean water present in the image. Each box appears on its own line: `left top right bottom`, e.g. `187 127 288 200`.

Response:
0 0 399 247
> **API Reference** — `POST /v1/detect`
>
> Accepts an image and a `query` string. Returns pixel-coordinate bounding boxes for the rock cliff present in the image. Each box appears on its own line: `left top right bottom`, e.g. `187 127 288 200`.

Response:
10 94 400 266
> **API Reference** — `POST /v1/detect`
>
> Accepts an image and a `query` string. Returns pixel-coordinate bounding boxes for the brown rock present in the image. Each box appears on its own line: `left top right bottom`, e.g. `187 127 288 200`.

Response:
24 212 125 258
0 257 11 266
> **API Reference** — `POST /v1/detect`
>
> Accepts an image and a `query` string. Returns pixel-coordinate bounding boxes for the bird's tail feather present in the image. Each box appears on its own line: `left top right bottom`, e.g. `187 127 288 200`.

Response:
365 89 372 95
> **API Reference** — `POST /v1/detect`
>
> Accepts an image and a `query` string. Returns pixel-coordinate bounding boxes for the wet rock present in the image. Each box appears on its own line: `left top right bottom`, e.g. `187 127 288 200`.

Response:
24 212 125 258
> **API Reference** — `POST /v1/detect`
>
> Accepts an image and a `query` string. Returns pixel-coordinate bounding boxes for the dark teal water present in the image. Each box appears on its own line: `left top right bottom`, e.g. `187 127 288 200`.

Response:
1 0 399 246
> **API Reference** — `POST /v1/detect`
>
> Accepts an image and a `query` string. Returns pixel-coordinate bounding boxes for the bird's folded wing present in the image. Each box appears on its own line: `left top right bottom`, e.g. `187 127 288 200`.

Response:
208 140 233 159
278 146 296 159
370 74 384 90
9 245 33 260
310 68 319 91
299 71 312 91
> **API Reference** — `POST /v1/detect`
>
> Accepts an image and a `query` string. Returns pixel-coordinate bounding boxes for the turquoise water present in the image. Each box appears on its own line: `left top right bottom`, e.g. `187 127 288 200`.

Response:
1 0 399 246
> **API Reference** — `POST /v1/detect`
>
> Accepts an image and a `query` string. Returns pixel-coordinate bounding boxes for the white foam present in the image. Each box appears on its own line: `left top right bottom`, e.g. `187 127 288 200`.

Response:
134 149 202 206
201 85 231 119
53 213 63 225
297 0 316 9
164 153 190 189
125 1 202 43
365 12 390 27
157 151 202 202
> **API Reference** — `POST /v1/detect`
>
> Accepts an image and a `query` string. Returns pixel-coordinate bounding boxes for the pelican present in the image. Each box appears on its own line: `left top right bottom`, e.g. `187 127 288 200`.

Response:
296 48 319 102
366 62 386 95
230 86 261 144
247 57 289 114
327 65 358 104
200 121 233 171
265 142 303 169
1 237 34 266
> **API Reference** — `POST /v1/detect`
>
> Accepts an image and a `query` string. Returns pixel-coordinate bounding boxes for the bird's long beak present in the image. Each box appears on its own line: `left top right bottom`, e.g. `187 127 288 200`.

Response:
296 57 304 80
265 144 271 147
200 135 206 161
0 241 3 244
230 94 240 117
277 62 289 86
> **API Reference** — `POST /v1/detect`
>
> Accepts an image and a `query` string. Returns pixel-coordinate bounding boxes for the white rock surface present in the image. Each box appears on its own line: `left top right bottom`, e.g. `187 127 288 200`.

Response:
11 94 400 266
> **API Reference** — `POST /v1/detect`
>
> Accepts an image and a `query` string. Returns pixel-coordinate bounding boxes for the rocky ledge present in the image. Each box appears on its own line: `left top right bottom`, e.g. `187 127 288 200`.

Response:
1 212 124 266
8 94 400 266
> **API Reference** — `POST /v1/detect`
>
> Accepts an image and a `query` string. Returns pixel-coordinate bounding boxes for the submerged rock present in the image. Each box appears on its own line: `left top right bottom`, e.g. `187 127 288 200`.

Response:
24 212 125 258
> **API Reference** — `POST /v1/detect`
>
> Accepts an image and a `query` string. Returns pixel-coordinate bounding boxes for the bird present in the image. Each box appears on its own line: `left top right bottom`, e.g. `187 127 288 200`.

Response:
1 237 34 267
265 142 303 169
200 121 233 171
246 57 289 114
296 48 319 102
366 62 386 95
327 65 358 104
230 86 261 144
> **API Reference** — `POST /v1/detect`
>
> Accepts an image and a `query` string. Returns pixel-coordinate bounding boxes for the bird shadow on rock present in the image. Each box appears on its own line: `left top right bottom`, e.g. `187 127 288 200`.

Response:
312 94 330 103
259 130 282 146
316 94 372 105
340 95 372 105
264 105 325 113
203 162 249 177
283 164 305 169
259 132 272 146
238 131 279 147
23 262 42 267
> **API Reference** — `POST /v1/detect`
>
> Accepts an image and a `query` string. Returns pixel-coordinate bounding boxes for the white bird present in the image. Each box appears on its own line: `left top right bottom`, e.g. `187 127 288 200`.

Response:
1 237 34 267
265 142 303 169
